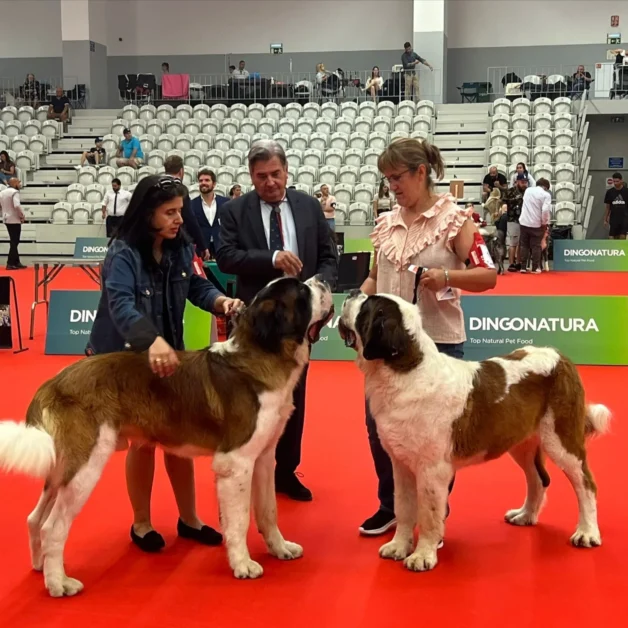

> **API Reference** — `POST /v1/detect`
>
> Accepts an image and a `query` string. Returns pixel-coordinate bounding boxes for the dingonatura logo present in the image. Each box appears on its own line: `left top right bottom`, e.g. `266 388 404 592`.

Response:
563 248 625 257
82 246 108 254
70 309 97 323
469 317 599 332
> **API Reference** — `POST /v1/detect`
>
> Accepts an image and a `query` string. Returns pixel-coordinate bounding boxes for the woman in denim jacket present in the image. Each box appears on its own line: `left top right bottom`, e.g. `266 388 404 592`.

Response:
87 174 243 553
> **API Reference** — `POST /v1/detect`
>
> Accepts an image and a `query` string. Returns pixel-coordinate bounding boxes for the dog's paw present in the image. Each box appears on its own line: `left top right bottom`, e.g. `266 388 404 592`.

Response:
233 559 264 579
269 540 303 560
505 507 537 526
379 538 413 561
571 528 602 548
403 548 438 573
46 576 84 598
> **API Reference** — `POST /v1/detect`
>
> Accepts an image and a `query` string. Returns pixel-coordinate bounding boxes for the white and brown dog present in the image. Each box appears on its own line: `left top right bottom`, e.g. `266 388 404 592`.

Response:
0 276 333 598
339 291 610 573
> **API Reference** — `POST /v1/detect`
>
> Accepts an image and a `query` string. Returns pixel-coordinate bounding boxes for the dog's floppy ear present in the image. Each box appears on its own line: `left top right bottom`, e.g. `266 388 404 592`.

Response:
249 298 287 353
357 307 405 362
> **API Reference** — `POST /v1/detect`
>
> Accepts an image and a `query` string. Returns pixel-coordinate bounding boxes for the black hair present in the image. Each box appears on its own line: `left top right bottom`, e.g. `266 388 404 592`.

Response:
0 150 12 164
111 175 188 266
613 172 623 180
404 42 412 49
162 62 170 70
112 177 121 186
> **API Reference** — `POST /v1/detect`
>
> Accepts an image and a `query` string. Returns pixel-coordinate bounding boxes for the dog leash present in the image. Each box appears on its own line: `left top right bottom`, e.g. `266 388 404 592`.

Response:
410 266 425 306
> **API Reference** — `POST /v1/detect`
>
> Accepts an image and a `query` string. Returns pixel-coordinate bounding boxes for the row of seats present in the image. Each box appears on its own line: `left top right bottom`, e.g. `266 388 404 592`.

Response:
489 145 575 166
495 162 577 184
120 100 437 124
489 128 574 148
0 148 37 176
0 120 62 139
0 105 55 124
114 114 434 139
492 97 573 116
490 113 575 133
0 134 52 155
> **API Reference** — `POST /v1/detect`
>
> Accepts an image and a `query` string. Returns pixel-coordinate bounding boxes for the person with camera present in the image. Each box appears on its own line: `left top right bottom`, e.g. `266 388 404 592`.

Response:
319 184 337 231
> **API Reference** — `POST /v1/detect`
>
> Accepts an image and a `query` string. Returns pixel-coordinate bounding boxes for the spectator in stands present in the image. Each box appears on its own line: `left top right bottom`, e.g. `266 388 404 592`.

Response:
47 87 70 124
117 128 144 169
191 168 228 259
161 62 170 75
232 60 249 80
482 165 507 201
0 178 26 270
401 41 433 102
373 180 392 217
570 65 592 99
358 137 496 536
228 65 236 76
163 155 210 260
80 137 106 167
229 184 242 199
519 177 551 274
604 172 628 240
363 66 384 101
22 73 40 108
316 63 329 86
102 178 132 237
509 162 535 188
0 151 16 184
319 184 337 231
216 139 338 502
87 174 242 553
503 173 529 272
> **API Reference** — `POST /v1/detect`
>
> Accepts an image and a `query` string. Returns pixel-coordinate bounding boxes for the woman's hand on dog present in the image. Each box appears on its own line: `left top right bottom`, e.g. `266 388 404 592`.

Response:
148 337 180 378
419 268 447 292
216 297 244 316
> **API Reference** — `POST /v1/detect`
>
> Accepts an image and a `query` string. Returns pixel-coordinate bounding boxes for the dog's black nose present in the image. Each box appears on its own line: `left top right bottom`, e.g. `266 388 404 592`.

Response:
348 289 362 299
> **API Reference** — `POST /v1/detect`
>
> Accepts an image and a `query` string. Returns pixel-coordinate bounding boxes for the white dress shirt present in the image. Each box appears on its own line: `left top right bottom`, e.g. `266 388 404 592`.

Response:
202 195 217 225
103 189 132 217
260 196 299 266
519 186 551 228
232 69 250 80
0 187 24 224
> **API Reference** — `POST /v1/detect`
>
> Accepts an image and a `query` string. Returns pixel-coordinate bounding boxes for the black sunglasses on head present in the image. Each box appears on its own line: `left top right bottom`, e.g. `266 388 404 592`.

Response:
153 175 182 190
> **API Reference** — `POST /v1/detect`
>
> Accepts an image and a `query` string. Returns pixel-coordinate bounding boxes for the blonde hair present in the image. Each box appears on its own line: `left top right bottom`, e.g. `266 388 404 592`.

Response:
316 63 325 73
377 138 445 189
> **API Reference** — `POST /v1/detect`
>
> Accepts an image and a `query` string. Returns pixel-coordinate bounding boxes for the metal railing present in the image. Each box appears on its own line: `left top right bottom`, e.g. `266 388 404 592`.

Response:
117 68 443 106
0 76 83 108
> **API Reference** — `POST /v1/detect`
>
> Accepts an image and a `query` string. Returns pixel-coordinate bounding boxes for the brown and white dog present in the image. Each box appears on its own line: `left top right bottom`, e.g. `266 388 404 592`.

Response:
0 276 333 597
339 291 610 573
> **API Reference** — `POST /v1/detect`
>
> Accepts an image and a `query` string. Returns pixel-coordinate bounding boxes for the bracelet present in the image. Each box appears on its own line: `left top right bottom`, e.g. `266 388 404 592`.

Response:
444 269 450 287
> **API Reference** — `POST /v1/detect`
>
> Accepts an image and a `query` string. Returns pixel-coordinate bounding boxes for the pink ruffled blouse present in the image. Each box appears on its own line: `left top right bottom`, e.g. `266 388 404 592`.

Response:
370 193 471 344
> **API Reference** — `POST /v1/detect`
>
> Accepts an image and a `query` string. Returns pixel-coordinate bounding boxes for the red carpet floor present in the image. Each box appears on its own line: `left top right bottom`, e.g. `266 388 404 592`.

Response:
0 268 627 628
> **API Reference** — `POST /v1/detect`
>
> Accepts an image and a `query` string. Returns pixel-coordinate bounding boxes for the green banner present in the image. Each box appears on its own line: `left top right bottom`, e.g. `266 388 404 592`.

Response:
73 237 109 260
310 294 628 366
553 240 628 272
45 290 212 355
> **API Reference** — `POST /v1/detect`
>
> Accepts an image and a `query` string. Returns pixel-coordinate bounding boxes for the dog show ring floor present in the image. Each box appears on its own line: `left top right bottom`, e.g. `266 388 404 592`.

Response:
0 268 626 628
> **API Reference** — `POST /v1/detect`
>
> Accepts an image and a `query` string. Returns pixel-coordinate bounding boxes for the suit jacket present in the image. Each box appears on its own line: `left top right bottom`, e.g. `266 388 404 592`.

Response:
191 194 229 256
216 189 338 304
181 192 207 253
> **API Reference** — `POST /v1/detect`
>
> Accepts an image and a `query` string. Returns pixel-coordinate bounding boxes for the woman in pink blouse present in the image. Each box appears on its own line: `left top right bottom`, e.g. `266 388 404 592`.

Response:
358 138 497 537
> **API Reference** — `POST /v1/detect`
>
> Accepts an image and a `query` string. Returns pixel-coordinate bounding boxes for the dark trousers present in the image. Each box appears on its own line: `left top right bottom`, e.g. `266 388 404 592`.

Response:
275 363 309 477
5 223 21 267
519 225 545 272
367 342 464 514
106 215 124 238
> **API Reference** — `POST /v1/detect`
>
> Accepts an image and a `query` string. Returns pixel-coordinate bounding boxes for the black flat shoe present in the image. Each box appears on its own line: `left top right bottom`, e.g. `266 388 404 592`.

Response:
177 519 223 546
130 526 166 553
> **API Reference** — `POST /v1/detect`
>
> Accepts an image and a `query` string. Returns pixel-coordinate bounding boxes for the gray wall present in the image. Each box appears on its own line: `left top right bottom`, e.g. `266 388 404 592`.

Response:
0 58 63 90
446 43 613 103
89 42 108 108
586 115 628 239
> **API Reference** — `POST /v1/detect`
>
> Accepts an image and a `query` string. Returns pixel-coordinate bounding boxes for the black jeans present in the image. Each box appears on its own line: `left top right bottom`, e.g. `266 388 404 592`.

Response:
366 342 464 514
519 225 545 272
5 223 21 267
106 215 124 238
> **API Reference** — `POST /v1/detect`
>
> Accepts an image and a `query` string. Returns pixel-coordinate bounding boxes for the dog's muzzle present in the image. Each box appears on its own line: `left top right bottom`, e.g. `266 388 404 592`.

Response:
338 318 356 349
308 304 334 344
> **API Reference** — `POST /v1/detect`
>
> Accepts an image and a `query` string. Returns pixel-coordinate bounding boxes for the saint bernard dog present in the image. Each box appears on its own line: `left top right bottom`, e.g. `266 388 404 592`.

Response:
339 291 611 573
0 276 333 598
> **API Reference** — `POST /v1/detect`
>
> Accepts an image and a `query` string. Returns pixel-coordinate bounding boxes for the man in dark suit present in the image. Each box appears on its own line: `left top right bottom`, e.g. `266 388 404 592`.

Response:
216 140 338 501
190 168 228 259
164 155 209 260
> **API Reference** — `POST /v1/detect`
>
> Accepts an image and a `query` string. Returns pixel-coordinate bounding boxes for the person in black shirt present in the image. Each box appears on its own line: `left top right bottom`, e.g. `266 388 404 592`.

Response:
482 166 507 201
604 172 628 239
80 137 106 167
47 87 70 123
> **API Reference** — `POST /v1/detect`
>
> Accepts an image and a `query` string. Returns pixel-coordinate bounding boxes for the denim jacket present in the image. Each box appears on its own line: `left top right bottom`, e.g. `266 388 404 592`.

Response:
87 239 222 355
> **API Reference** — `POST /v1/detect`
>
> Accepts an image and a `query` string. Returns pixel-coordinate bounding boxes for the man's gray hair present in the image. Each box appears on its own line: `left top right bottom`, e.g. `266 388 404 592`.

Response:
248 139 287 169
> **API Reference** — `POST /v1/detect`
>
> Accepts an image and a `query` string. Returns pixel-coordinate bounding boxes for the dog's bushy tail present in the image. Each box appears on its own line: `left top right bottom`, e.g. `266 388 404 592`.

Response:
0 421 56 477
585 404 612 438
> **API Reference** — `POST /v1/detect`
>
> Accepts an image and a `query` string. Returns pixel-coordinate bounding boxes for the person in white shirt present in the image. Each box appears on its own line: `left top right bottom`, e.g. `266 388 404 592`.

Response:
102 178 132 237
232 60 250 80
0 178 26 270
518 177 551 274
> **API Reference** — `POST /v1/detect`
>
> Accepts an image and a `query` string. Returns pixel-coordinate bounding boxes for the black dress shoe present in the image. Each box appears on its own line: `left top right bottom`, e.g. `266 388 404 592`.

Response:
130 526 166 553
275 472 313 502
177 519 223 545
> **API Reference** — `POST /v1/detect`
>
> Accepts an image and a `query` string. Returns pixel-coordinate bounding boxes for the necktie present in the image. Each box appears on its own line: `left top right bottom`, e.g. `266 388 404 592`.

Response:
113 191 118 216
269 204 284 251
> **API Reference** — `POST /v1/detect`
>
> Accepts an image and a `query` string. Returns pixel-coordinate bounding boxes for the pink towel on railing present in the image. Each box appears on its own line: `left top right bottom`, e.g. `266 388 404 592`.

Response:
162 74 190 99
